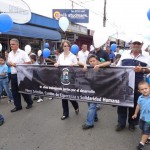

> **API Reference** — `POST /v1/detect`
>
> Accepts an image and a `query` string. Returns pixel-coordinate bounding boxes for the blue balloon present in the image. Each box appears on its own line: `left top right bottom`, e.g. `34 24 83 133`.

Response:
0 14 13 32
44 43 49 48
110 44 117 52
70 44 79 55
147 9 150 21
43 48 50 58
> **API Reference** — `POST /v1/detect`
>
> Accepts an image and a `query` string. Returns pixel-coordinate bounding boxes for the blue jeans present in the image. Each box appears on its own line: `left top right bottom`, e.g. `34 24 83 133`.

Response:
86 102 97 126
0 77 14 100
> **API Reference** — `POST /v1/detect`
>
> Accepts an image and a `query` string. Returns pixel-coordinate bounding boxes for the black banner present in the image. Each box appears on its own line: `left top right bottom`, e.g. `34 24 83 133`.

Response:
17 65 135 107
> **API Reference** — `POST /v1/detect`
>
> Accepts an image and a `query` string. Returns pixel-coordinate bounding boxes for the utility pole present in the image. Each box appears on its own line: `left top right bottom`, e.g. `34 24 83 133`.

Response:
71 0 74 9
103 0 107 27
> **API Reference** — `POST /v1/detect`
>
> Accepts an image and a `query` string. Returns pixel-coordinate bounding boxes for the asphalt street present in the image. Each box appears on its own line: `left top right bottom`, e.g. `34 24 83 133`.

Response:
0 97 150 150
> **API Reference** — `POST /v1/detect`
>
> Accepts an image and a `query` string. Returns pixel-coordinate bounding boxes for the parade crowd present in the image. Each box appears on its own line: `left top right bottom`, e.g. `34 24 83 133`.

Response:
0 37 150 150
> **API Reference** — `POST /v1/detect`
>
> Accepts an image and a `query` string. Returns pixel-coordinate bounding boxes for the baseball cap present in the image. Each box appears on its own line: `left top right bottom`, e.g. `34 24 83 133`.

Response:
132 36 143 44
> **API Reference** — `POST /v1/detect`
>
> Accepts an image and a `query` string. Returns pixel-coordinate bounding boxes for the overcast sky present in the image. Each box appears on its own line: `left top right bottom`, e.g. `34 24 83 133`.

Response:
23 0 150 40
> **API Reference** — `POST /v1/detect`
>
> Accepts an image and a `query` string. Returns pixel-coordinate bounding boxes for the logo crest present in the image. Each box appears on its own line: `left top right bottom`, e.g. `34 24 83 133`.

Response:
61 68 70 85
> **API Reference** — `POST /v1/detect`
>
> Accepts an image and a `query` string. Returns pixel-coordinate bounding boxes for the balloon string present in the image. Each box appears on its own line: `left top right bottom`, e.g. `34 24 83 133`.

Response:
65 32 67 40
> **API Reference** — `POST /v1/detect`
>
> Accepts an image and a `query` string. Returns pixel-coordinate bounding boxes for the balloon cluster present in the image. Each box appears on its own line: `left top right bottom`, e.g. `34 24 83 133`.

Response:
0 14 13 32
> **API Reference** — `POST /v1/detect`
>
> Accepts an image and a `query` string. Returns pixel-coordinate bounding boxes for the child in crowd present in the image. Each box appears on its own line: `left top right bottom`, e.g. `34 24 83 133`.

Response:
30 54 43 103
132 81 150 150
0 55 14 103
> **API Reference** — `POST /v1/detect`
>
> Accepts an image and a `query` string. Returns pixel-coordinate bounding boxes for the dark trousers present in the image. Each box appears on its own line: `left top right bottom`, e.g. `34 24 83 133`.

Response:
117 91 140 126
62 99 79 116
11 74 33 108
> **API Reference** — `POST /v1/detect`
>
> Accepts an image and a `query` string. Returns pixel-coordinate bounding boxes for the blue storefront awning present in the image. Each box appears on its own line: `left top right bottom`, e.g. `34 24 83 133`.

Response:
2 24 61 41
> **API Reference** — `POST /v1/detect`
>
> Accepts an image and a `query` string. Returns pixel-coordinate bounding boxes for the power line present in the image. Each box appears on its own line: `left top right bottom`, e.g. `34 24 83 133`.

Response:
68 0 121 30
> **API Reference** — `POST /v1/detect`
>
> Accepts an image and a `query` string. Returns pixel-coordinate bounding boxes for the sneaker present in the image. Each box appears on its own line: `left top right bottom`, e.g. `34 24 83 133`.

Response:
8 100 14 103
128 125 135 132
115 125 125 131
2 95 7 98
137 143 144 150
37 99 43 103
82 124 94 130
145 139 150 144
48 97 53 100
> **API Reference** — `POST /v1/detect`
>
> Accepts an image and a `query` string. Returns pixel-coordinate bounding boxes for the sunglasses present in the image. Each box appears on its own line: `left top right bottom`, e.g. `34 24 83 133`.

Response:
132 42 142 45
63 45 70 47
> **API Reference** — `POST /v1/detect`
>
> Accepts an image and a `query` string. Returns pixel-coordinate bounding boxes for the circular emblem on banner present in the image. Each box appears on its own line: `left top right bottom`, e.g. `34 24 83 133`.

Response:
61 68 70 85
53 11 61 20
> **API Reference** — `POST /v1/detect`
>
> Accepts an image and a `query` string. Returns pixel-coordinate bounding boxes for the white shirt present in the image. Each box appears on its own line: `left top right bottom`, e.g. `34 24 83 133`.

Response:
8 49 31 74
116 50 150 67
57 52 77 66
77 50 89 65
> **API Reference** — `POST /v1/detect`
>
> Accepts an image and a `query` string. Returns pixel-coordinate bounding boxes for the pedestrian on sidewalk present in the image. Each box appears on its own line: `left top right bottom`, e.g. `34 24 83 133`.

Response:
7 38 33 112
54 40 79 120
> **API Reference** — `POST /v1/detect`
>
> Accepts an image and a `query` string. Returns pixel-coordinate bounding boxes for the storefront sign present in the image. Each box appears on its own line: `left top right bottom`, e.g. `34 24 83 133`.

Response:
53 9 89 23
0 0 31 24
68 23 87 35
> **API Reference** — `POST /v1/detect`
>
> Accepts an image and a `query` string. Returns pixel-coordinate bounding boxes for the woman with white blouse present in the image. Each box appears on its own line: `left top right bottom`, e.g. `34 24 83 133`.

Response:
54 40 79 120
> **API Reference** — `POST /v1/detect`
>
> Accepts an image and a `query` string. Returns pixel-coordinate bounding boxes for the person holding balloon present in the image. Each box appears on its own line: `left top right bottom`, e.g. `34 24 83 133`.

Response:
54 40 79 120
7 38 33 112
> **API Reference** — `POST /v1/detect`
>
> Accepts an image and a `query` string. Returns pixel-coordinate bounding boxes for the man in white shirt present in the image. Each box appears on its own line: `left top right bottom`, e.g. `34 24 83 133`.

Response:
77 44 89 66
8 38 33 112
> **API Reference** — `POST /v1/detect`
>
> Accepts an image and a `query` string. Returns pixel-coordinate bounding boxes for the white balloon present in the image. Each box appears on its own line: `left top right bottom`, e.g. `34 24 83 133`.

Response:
37 50 42 57
93 27 109 48
90 45 94 51
59 17 69 32
0 43 2 52
25 45 31 54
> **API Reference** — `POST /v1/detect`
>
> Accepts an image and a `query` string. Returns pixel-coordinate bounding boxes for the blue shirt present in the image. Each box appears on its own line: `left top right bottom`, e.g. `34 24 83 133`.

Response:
138 94 150 123
0 64 8 78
